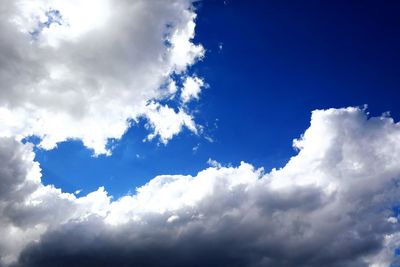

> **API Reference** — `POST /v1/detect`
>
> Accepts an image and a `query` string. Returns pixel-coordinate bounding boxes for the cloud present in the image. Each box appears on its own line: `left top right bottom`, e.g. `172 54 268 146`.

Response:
207 158 222 168
0 0 204 155
180 76 205 104
143 101 198 144
0 107 399 266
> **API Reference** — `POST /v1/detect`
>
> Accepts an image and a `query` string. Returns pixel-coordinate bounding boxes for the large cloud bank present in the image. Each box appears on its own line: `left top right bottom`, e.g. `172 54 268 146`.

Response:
0 0 205 155
0 107 399 267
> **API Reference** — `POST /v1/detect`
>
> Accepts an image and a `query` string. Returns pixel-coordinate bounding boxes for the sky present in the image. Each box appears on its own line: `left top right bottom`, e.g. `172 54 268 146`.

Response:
1 0 400 266
32 0 400 198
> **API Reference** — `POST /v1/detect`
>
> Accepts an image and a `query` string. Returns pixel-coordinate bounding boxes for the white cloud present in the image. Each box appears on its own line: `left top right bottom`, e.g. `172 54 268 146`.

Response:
143 102 198 144
169 16 205 72
207 158 222 168
0 0 204 155
180 76 205 103
0 107 400 266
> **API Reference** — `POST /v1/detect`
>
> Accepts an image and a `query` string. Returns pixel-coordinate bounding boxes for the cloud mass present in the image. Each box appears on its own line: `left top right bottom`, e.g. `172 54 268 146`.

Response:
0 0 204 155
0 107 399 267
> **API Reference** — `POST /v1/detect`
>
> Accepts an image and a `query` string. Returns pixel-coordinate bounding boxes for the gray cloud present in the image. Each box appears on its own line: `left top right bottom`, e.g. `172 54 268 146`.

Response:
0 107 399 266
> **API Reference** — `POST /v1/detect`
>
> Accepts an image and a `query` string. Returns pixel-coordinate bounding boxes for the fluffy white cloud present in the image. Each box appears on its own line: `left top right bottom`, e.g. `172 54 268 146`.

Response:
143 101 198 144
0 107 399 266
180 76 205 103
0 0 204 155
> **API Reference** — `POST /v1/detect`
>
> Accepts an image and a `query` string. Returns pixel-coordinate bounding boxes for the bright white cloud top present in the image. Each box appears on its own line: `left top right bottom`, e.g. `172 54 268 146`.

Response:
180 76 205 103
0 0 204 155
0 107 399 267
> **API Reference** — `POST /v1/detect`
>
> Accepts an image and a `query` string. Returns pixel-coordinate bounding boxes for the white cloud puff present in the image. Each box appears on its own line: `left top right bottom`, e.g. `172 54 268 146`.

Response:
0 107 399 266
143 101 198 144
0 0 204 155
180 76 205 103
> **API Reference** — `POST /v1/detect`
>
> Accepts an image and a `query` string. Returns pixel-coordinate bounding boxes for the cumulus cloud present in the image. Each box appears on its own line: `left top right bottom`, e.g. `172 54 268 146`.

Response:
143 101 198 144
180 76 205 103
0 107 399 266
0 0 204 155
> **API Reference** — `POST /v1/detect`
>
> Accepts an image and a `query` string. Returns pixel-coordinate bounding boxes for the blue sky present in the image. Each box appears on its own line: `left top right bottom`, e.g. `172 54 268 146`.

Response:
33 0 400 198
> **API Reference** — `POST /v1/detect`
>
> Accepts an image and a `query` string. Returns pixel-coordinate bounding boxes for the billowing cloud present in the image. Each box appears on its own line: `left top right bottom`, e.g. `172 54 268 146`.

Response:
0 107 399 266
0 0 204 155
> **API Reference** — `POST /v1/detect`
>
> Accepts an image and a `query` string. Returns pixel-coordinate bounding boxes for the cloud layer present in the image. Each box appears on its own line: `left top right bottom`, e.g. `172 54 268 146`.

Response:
0 107 399 267
0 0 204 155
